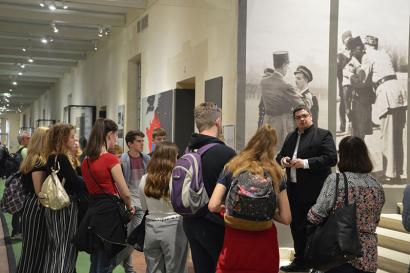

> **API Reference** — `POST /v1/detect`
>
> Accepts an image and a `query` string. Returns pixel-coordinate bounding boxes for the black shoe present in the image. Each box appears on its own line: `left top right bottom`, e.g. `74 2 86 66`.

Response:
280 261 311 272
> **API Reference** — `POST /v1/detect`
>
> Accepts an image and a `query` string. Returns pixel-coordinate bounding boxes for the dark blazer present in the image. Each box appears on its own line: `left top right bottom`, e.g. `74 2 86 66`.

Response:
276 125 337 204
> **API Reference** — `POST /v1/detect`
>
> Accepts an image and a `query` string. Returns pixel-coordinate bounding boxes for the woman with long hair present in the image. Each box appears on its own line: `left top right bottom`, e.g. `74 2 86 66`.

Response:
16 127 49 273
139 141 188 273
78 118 134 273
43 123 85 273
307 136 385 273
208 124 291 273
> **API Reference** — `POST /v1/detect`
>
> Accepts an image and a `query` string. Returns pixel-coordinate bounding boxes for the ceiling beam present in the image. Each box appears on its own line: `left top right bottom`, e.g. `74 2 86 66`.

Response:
0 63 71 74
0 36 92 52
0 75 58 83
69 0 147 9
0 48 86 61
0 56 77 67
0 3 126 27
0 21 100 41
0 69 63 79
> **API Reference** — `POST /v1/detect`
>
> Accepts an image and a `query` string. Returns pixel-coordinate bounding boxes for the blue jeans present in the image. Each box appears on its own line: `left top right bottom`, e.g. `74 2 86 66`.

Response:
90 248 114 273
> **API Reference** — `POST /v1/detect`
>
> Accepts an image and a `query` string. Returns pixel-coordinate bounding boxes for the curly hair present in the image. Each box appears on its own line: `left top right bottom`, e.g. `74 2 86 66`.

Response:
46 123 76 167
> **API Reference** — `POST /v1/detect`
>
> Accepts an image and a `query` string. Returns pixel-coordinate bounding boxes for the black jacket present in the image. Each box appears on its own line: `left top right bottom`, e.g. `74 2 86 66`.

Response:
276 125 337 204
74 195 127 256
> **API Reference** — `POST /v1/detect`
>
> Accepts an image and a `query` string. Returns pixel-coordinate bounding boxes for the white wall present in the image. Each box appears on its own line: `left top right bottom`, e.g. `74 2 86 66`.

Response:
27 0 238 135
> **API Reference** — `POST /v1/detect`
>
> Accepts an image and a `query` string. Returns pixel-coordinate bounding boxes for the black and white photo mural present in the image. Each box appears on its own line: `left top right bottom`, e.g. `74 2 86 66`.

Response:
336 0 408 184
243 0 330 148
238 0 409 185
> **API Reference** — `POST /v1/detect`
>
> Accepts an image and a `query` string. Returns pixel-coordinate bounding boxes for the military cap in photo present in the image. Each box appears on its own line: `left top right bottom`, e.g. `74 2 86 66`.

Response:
341 30 353 44
264 68 274 74
273 51 289 68
346 36 363 50
364 35 378 47
294 65 313 83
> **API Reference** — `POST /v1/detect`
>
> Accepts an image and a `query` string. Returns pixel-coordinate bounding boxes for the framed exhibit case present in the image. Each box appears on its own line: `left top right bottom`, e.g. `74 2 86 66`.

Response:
63 105 96 139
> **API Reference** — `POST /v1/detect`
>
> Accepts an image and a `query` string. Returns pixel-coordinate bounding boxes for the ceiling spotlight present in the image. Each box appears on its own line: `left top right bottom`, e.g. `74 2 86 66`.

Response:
63 0 68 9
12 81 17 86
52 23 59 33
22 48 26 52
93 40 98 51
41 37 48 44
98 26 103 38
18 72 23 76
49 37 54 43
20 64 25 69
3 93 11 98
28 58 34 63
40 2 45 7
49 4 56 11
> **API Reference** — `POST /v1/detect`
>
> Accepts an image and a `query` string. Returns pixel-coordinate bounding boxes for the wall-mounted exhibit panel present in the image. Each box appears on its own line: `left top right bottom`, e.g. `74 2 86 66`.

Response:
63 105 96 140
237 0 409 189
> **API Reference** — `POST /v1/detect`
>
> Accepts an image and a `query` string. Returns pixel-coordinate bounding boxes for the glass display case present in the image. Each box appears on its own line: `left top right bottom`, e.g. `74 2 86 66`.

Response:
63 105 96 139
36 119 56 128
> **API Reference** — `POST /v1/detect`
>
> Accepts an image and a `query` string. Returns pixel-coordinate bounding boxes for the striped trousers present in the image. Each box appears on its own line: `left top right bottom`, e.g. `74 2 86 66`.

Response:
17 193 48 273
43 200 79 273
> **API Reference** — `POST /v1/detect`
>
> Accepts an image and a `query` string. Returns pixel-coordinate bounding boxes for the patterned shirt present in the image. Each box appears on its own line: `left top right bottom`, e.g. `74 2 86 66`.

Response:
307 172 385 272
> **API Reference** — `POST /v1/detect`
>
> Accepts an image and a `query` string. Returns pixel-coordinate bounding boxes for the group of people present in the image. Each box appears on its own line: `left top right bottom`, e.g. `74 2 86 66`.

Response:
5 100 390 273
337 31 407 182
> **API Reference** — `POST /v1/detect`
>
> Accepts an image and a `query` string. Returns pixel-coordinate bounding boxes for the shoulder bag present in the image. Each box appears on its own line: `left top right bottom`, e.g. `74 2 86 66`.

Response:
304 172 363 271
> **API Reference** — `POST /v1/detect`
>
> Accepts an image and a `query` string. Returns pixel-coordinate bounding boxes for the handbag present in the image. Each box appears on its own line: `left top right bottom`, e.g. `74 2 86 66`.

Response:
127 210 147 252
0 172 25 214
38 155 71 210
304 172 363 271
86 158 132 224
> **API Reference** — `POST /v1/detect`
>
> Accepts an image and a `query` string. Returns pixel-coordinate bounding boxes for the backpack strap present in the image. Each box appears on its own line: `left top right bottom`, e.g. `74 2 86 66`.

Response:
197 143 219 156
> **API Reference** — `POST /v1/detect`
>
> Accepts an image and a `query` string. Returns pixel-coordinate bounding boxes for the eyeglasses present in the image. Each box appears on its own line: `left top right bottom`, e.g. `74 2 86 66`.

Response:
294 114 311 120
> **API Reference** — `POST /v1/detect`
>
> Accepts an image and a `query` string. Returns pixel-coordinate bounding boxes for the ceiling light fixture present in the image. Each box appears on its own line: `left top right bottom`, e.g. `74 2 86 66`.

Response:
3 93 11 98
20 64 25 69
22 48 26 52
12 81 17 86
28 58 34 63
51 22 59 33
41 37 48 44
98 26 103 38
93 40 98 51
9 89 13 92
63 0 68 9
49 2 56 11
40 1 45 7
18 72 23 76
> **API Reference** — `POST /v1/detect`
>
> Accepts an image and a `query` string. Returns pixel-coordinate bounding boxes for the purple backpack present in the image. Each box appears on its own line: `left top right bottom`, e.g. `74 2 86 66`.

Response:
170 143 218 215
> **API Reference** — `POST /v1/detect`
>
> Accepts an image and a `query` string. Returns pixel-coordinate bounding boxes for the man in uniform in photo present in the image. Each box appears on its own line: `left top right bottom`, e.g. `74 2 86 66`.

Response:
360 35 407 182
258 67 274 128
260 51 304 147
337 30 353 134
294 65 319 125
346 36 374 139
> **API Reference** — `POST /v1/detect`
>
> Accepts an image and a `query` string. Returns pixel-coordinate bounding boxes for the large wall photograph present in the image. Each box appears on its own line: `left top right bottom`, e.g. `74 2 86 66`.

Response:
244 0 330 148
336 0 408 184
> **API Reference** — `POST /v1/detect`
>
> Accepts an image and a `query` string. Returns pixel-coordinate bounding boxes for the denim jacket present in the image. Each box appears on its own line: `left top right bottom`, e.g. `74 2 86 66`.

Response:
120 152 150 207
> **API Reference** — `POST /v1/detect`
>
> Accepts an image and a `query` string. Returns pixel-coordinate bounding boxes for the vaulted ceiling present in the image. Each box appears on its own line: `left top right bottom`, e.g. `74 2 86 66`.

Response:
0 0 147 113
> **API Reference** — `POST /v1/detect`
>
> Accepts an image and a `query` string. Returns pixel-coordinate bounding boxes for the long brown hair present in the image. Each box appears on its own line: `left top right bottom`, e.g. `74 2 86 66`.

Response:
144 141 178 199
84 118 118 160
20 127 49 174
225 124 283 191
46 123 78 167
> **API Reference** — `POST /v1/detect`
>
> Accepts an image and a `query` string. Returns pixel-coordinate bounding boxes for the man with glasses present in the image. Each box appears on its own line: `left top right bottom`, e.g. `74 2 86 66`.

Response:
277 105 337 272
120 129 150 273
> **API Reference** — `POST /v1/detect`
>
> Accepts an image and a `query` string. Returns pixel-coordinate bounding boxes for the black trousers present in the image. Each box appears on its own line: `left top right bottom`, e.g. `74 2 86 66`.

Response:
183 215 225 273
288 184 314 265
12 210 22 236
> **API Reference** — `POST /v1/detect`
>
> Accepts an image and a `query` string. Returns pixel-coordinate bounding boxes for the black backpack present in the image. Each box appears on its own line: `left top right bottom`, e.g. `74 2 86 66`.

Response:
0 145 10 178
3 147 24 177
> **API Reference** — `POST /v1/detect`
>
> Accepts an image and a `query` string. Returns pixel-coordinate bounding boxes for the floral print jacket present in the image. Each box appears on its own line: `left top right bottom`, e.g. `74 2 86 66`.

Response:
307 172 385 272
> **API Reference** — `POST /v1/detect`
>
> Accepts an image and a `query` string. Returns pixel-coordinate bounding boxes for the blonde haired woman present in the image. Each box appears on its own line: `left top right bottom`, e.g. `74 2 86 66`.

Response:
17 127 49 273
139 141 188 273
208 124 291 273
